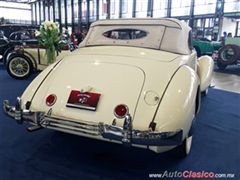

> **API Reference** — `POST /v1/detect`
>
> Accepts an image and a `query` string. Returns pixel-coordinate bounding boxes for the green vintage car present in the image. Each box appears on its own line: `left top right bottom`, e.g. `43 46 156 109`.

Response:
216 37 240 70
193 38 222 57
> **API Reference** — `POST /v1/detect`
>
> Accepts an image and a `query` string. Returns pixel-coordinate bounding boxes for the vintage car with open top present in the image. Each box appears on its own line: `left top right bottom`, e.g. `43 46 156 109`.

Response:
3 18 214 156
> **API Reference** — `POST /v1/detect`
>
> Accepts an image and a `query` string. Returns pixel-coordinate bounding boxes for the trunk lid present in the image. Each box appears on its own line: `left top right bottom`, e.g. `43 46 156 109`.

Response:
29 46 182 130
31 56 145 125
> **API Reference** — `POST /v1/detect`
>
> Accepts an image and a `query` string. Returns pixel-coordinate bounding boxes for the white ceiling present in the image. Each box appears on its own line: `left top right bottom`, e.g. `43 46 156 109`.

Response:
0 0 36 3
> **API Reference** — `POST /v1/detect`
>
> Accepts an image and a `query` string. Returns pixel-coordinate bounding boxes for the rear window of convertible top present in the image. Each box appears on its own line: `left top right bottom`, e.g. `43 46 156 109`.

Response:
103 29 148 40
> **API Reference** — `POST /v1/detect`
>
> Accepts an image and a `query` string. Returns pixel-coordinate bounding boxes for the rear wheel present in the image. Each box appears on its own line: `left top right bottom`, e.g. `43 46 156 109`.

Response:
218 45 240 65
217 60 227 70
7 54 33 79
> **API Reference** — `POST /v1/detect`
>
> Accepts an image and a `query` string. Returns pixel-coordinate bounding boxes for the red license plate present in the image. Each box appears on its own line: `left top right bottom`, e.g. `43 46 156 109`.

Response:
66 90 101 111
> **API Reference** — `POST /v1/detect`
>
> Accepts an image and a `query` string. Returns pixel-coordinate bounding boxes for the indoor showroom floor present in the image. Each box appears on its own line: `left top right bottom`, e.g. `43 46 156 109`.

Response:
0 65 239 180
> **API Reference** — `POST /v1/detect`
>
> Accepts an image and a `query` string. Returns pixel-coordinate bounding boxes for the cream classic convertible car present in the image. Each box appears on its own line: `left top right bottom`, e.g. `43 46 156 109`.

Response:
3 18 213 156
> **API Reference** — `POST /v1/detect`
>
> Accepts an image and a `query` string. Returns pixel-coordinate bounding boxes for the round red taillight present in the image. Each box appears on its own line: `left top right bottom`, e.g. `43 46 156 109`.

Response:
114 104 129 118
46 94 57 106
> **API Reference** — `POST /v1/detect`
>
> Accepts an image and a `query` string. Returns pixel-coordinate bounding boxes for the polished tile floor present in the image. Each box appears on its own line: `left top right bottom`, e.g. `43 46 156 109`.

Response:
212 72 240 93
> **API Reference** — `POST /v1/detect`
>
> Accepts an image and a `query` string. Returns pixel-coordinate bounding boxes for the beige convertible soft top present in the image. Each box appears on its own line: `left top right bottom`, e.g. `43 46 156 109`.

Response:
80 18 192 55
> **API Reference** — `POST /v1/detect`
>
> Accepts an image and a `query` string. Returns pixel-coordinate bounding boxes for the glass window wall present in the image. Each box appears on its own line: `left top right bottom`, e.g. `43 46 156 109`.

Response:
99 0 107 19
0 2 31 23
237 24 240 36
153 0 168 17
40 1 44 21
194 0 216 15
49 4 54 21
32 3 36 23
121 0 133 18
135 0 147 18
73 0 78 24
82 0 87 22
28 0 240 35
224 0 240 13
36 3 40 24
110 0 120 19
193 18 216 39
45 2 49 20
90 0 97 21
61 0 66 26
67 0 72 24
54 0 59 22
171 0 191 16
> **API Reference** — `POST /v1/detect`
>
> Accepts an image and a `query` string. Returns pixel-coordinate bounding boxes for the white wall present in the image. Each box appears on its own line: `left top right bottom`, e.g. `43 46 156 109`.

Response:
222 17 236 36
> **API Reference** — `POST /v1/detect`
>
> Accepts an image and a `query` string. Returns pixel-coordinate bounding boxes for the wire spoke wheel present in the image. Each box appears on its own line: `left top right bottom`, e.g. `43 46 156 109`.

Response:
7 55 33 79
9 57 30 77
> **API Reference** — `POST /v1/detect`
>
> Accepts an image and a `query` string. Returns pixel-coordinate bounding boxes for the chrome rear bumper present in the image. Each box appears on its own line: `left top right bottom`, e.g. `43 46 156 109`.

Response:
3 98 183 146
99 123 182 146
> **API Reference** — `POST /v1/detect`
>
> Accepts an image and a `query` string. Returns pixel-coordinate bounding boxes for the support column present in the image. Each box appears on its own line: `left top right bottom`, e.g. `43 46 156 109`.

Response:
58 0 62 32
167 0 171 18
78 0 82 31
106 0 110 19
215 0 225 40
96 0 99 20
119 0 122 18
235 21 239 37
86 0 90 28
202 19 206 38
71 0 75 32
39 1 42 23
147 0 153 17
64 0 68 28
31 3 34 25
43 0 46 21
189 0 195 28
53 0 56 21
47 1 51 21
132 0 136 18
34 2 37 24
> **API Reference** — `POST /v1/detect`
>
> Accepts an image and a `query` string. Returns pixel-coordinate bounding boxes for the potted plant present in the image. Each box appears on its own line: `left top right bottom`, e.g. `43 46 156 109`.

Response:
36 21 63 64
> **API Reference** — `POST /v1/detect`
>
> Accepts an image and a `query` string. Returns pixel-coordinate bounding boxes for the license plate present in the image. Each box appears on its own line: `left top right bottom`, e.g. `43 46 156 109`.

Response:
66 90 101 111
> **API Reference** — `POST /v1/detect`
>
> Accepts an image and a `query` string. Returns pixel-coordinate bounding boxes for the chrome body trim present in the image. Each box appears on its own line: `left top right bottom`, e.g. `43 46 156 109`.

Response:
41 116 100 136
3 98 183 146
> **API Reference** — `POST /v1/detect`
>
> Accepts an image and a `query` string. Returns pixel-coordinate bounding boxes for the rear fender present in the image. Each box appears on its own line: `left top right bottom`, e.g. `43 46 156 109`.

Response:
153 66 199 140
3 46 14 64
20 60 63 110
197 55 214 92
22 50 38 70
6 50 37 70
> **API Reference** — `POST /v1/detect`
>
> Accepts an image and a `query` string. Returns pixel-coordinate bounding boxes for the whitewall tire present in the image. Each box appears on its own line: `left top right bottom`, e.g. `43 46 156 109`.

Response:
7 54 33 79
